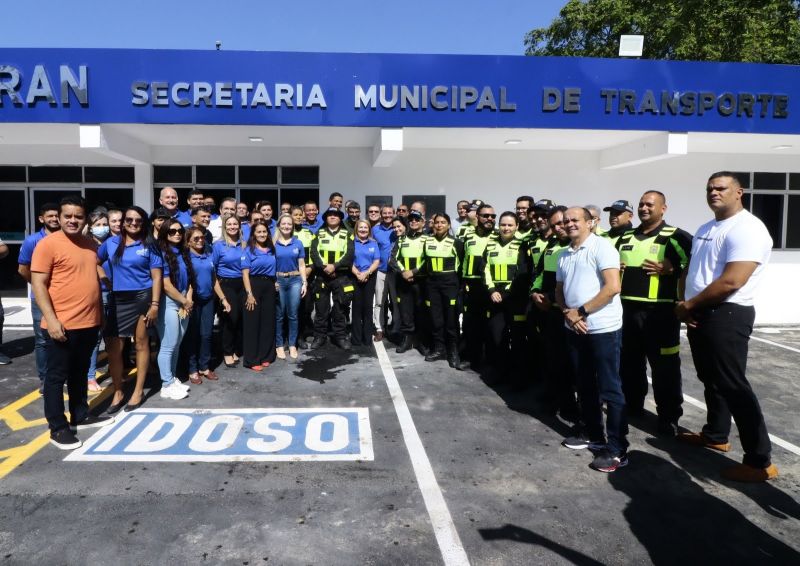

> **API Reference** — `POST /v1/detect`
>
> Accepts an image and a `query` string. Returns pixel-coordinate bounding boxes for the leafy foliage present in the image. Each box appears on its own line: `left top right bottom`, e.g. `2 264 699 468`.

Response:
525 0 800 64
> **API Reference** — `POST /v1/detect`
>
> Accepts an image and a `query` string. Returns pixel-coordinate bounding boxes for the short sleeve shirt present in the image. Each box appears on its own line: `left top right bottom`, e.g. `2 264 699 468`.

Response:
274 237 304 273
213 240 245 278
162 247 190 294
354 238 381 272
189 250 215 300
242 246 277 277
685 209 772 306
556 233 622 333
371 223 397 272
30 231 101 330
18 228 49 298
97 236 163 291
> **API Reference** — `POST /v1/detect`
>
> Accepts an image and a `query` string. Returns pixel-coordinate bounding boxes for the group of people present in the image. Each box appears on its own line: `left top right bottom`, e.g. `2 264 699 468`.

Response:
16 173 779 482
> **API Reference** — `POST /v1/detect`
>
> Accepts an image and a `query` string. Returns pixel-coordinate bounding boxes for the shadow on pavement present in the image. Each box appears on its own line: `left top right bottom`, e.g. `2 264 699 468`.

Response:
1 335 33 359
293 345 362 384
478 524 604 565
608 449 800 563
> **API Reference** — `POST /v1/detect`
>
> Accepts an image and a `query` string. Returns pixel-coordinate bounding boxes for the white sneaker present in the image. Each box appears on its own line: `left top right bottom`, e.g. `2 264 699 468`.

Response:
173 379 190 392
160 381 189 400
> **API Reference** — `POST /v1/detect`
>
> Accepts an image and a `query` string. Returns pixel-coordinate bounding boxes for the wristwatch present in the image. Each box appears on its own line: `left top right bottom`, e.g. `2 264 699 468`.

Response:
578 305 588 318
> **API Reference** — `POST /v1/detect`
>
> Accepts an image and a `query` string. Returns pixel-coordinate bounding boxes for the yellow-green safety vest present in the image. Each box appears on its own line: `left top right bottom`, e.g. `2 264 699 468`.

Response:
316 228 349 264
484 238 523 289
395 232 427 272
617 226 688 303
425 235 459 274
294 228 315 263
461 230 495 279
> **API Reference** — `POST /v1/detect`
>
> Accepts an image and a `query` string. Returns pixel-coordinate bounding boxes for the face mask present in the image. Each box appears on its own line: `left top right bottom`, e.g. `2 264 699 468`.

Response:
91 226 110 239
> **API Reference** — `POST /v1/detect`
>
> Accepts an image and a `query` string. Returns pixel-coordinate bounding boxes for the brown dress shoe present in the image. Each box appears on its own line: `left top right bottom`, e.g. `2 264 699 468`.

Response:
203 370 219 381
721 463 778 482
189 372 203 385
677 431 731 452
373 331 384 342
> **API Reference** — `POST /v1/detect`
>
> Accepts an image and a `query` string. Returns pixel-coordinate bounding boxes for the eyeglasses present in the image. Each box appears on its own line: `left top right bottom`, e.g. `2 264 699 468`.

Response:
189 236 204 242
479 214 497 219
168 228 184 236
409 217 423 222
124 217 142 225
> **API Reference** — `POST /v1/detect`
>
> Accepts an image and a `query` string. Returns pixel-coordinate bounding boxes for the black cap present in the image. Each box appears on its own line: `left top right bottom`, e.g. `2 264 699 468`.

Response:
533 199 556 212
603 200 633 213
322 207 345 220
468 199 484 211
408 210 424 221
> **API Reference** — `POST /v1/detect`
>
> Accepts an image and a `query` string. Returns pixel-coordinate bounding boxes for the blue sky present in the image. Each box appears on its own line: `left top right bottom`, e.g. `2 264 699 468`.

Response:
3 0 566 55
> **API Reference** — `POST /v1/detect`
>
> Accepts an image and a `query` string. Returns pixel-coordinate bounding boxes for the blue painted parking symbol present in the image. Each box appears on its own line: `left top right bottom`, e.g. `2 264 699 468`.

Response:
65 408 373 462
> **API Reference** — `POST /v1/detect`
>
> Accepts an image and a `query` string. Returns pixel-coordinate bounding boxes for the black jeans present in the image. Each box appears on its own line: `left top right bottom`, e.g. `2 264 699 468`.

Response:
620 301 683 423
185 296 215 373
351 273 376 345
461 279 488 366
426 274 460 352
243 276 276 367
687 303 772 468
567 328 628 455
485 288 528 378
43 326 98 433
219 277 244 356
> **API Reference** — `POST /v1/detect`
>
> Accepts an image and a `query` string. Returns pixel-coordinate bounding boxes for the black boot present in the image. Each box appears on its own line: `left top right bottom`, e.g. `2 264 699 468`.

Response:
448 350 469 371
425 347 446 362
310 336 327 349
396 335 413 354
333 336 352 351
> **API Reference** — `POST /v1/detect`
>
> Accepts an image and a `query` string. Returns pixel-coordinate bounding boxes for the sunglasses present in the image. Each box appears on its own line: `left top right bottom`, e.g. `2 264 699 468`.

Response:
368 210 380 214
479 214 497 219
168 228 184 236
189 236 205 242
124 217 142 224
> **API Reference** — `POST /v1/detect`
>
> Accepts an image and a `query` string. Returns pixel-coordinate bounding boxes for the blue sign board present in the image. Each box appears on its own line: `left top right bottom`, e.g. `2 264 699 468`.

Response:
64 408 374 462
0 48 797 134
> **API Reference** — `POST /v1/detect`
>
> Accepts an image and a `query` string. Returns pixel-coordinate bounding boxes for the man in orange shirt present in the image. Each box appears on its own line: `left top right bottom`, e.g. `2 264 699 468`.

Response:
31 196 113 450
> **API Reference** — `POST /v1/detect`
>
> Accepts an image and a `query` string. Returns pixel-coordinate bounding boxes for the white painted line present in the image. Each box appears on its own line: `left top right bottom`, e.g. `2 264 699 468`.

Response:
647 377 800 457
374 341 470 566
750 335 800 355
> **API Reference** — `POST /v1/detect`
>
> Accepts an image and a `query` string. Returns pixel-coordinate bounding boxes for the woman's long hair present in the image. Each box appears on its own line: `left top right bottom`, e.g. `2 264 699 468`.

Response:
275 213 295 242
112 206 150 265
221 214 245 247
246 220 275 253
157 220 196 291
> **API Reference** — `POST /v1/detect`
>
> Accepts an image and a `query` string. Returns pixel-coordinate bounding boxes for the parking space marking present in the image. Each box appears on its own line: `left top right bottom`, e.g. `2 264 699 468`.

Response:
647 377 800 457
374 341 470 566
750 335 800 355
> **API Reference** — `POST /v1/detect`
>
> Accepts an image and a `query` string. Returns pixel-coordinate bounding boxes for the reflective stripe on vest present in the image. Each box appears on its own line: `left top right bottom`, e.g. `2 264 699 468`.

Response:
485 239 521 286
396 233 426 271
425 236 459 273
462 231 494 279
316 229 349 264
618 226 677 302
295 228 315 263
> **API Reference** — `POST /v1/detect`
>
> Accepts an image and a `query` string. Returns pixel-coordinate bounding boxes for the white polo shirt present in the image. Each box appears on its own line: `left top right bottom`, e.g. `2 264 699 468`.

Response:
556 233 622 334
685 209 772 307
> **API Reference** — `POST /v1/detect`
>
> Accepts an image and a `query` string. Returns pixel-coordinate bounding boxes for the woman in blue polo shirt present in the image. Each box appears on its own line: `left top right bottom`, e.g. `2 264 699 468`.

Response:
156 220 195 401
274 214 307 360
241 220 277 371
98 206 163 413
213 215 246 368
184 226 225 384
350 220 381 346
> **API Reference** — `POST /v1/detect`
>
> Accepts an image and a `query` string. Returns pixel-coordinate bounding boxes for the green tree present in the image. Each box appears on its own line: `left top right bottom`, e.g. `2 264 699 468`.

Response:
525 0 800 64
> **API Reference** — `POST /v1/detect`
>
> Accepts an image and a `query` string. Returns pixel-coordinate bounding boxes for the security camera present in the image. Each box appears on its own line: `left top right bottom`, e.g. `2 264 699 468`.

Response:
215 41 222 50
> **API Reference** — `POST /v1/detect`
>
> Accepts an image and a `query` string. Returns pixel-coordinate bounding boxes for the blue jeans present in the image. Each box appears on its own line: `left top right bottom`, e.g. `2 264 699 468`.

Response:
276 275 302 347
86 291 109 380
566 328 629 455
156 296 189 386
31 299 49 384
185 296 215 373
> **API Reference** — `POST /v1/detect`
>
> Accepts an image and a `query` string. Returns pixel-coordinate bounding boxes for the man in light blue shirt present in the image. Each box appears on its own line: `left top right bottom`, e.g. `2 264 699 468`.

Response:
556 206 627 473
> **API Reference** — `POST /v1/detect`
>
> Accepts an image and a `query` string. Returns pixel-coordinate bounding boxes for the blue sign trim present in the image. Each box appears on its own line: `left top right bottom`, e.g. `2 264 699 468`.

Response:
1 48 797 133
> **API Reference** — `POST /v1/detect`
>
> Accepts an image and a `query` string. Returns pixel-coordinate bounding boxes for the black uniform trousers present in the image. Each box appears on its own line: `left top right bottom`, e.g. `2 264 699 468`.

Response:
462 278 489 366
540 306 579 421
299 273 316 340
687 303 771 468
219 277 244 356
43 326 97 433
351 273 377 345
427 273 460 353
619 300 683 423
242 276 276 367
313 274 353 340
485 287 528 380
396 276 430 347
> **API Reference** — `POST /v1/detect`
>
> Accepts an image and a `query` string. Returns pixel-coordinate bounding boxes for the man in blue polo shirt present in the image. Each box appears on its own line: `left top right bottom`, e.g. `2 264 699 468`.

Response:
177 189 204 227
18 202 61 391
302 200 324 234
556 206 627 473
371 204 396 341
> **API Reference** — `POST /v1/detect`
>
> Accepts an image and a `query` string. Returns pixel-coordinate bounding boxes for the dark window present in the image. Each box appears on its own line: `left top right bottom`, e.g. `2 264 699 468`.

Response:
789 173 800 191
154 165 192 184
751 194 784 248
281 166 319 185
731 171 750 189
85 188 134 213
403 195 447 217
0 166 26 183
366 195 394 209
196 166 235 184
28 166 82 183
787 196 800 248
84 167 135 184
239 166 278 185
279 188 320 208
153 187 193 211
239 188 280 211
753 172 786 190
742 193 751 211
200 188 237 211
0 244 26 295
0 190 27 241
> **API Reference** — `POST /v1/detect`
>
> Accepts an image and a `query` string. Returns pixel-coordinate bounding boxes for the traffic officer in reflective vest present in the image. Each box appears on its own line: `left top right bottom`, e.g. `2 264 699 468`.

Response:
460 203 496 368
601 200 634 246
483 211 532 383
616 190 692 434
455 199 483 240
526 199 556 365
531 205 579 421
424 213 465 369
292 206 316 344
310 207 355 350
390 210 430 354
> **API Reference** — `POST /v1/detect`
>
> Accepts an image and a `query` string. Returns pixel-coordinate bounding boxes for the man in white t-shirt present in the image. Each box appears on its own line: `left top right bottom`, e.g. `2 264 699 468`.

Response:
675 171 777 482
556 206 628 473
